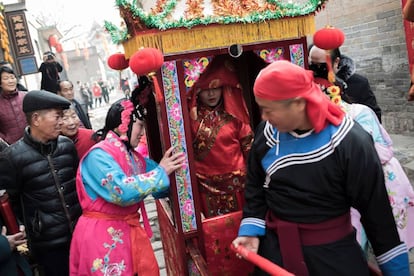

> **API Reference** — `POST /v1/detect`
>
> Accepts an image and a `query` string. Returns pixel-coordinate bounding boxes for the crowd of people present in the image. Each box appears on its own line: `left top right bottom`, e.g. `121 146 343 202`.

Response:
0 21 413 276
0 56 179 275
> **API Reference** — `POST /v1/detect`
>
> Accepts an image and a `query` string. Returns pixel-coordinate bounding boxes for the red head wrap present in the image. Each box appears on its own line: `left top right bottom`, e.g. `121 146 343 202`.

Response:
253 60 344 133
188 55 250 125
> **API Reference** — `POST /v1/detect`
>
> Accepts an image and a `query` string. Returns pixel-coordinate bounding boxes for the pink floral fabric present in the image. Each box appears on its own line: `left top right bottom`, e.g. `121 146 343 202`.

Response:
347 103 414 250
70 132 165 275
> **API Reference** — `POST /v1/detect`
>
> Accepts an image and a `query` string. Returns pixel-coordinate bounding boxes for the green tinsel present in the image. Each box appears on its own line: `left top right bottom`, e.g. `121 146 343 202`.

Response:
104 21 128 44
115 0 129 7
105 0 328 44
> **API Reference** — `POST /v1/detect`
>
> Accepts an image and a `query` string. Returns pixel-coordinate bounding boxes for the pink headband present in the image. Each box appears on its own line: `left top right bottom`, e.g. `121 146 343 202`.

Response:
118 100 134 139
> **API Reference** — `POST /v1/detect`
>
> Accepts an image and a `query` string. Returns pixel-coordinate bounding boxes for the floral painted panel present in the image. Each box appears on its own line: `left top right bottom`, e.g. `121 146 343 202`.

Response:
254 47 285 63
161 60 197 232
182 56 212 92
289 43 305 67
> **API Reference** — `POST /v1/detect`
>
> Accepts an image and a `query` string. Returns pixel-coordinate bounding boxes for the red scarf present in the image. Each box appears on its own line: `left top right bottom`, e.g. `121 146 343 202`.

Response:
254 60 344 133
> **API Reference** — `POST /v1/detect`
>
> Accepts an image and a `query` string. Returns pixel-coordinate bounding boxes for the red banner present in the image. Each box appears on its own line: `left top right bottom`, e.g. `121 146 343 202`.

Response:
403 0 414 74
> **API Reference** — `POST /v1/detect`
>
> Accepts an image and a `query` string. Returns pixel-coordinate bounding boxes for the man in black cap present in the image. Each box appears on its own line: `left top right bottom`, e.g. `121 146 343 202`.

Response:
0 90 81 276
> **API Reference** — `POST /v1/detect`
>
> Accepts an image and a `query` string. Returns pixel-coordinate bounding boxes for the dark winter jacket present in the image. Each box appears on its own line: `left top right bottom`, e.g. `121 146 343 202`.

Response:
0 138 8 151
336 55 382 122
39 62 63 93
72 99 92 129
0 90 27 144
0 127 81 251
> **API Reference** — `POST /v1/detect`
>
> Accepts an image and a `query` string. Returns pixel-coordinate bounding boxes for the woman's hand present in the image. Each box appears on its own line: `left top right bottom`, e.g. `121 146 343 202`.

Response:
2 226 27 251
159 147 186 175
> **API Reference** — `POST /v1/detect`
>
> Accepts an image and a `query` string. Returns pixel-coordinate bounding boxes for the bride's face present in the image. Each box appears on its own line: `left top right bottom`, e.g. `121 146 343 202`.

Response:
198 87 222 107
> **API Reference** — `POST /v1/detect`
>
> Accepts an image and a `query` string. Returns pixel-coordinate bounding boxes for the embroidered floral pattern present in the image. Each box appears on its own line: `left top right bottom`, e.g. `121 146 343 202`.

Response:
101 178 109 186
137 170 156 181
95 132 169 205
385 162 414 229
113 185 123 195
386 170 396 181
98 166 163 205
91 227 126 275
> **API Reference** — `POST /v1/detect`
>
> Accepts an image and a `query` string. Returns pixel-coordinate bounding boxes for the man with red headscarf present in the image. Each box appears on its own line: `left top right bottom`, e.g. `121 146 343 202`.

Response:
188 55 253 218
232 60 409 276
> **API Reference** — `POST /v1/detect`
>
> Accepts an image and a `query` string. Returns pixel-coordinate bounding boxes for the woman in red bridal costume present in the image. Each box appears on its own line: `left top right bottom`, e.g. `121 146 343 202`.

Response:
188 55 253 218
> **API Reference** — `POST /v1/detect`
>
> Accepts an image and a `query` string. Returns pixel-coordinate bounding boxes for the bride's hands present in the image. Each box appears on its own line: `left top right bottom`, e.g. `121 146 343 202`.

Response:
159 147 186 175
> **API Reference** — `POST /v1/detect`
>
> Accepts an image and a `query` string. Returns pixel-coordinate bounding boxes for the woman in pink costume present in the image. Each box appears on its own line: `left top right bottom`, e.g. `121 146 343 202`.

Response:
70 94 185 275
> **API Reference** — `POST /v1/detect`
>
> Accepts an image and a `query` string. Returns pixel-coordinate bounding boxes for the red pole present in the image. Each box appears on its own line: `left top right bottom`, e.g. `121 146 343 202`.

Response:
231 244 295 276
0 190 19 234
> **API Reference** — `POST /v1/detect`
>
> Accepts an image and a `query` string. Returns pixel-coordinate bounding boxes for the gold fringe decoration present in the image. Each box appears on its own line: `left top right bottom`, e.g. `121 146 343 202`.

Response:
123 15 315 57
0 13 12 63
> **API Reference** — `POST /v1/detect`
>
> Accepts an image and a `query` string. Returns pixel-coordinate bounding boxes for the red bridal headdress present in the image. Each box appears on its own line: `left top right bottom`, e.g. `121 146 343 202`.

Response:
188 55 250 125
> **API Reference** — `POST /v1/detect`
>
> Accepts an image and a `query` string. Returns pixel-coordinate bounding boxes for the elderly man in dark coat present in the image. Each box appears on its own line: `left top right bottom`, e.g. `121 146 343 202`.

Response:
0 90 81 276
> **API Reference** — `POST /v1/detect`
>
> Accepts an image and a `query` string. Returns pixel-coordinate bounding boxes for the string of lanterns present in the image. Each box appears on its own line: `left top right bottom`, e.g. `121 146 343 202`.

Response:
0 8 12 64
107 48 164 102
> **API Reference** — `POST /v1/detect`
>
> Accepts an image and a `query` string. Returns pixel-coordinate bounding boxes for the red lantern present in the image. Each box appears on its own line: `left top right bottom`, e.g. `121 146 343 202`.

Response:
313 26 345 50
48 35 59 47
55 43 63 53
128 48 164 75
107 53 129 71
129 48 165 103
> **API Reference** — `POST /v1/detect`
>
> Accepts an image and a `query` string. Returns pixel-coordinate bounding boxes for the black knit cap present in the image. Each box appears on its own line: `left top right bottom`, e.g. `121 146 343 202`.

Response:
23 90 71 113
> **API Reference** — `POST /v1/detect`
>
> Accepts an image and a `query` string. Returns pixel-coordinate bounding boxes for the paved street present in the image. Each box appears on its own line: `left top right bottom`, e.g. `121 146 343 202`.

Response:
88 92 414 275
88 91 123 130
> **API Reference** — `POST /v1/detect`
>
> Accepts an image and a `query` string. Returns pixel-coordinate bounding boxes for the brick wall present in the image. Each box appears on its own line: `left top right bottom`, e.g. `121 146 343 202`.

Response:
314 0 414 135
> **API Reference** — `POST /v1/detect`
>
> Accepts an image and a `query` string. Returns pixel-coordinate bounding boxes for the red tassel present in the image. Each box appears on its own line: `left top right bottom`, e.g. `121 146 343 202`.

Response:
119 70 122 91
150 73 163 103
325 50 336 84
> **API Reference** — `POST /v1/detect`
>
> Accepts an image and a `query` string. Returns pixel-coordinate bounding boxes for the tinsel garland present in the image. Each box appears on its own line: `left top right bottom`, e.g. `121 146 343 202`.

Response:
106 0 328 44
104 21 129 43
